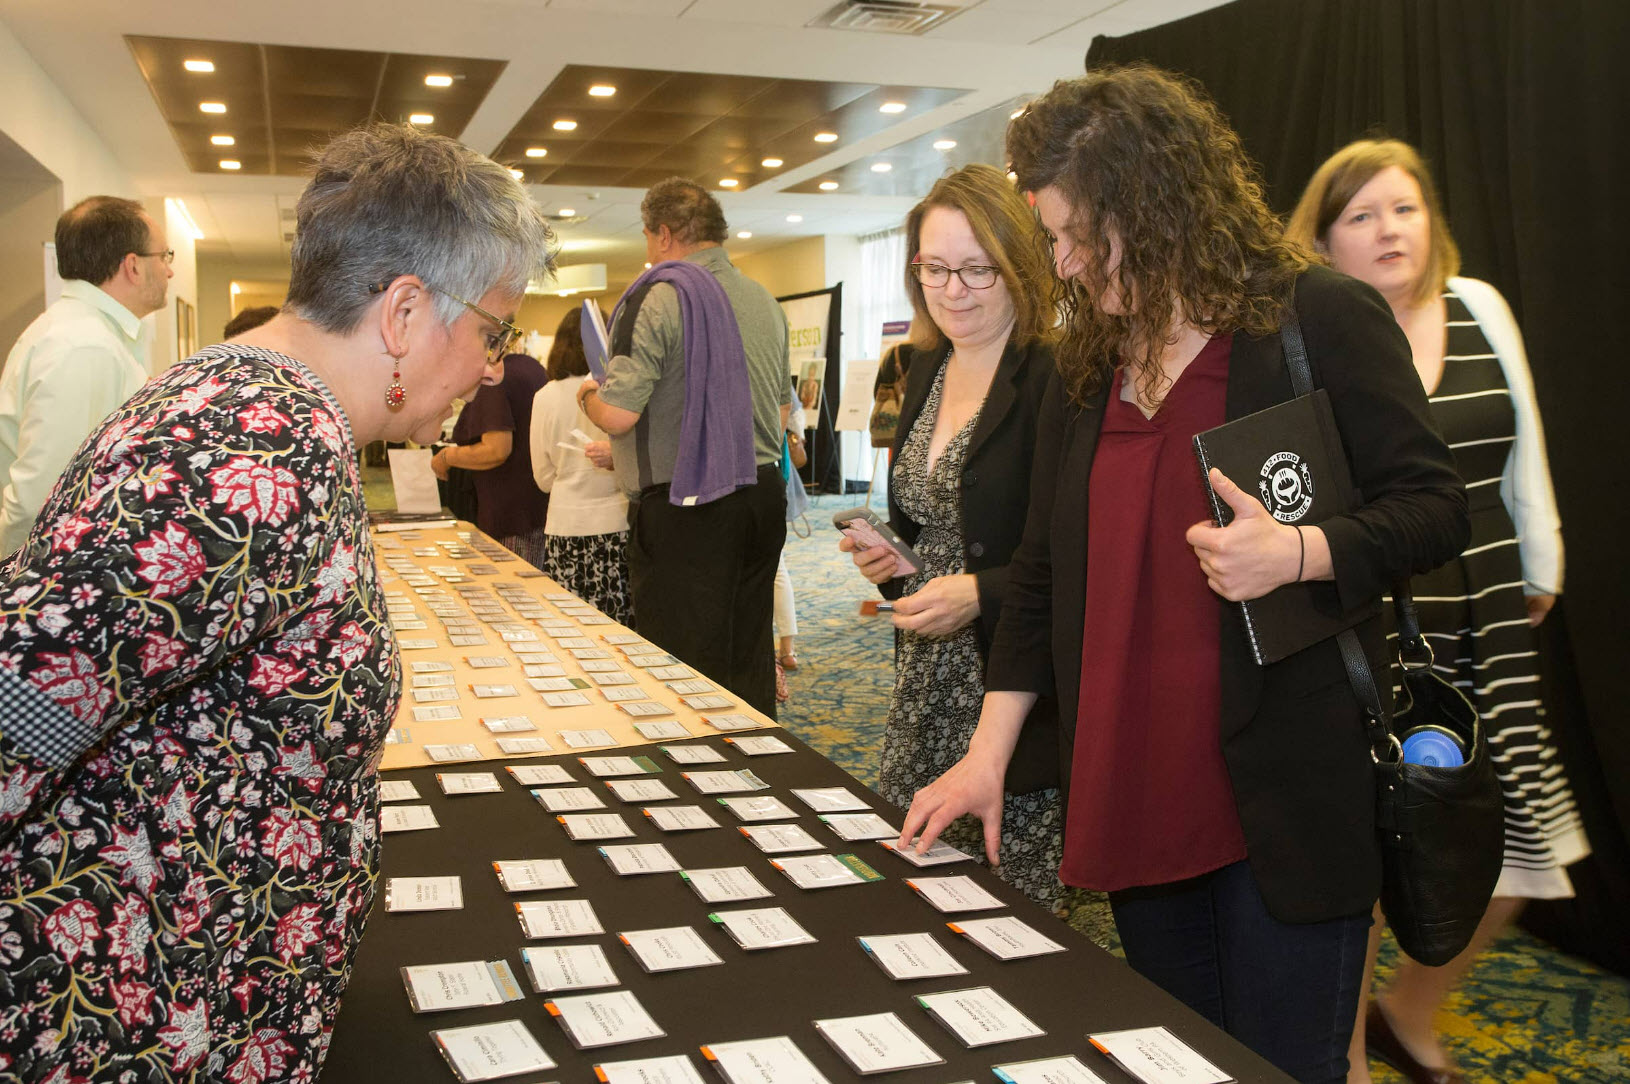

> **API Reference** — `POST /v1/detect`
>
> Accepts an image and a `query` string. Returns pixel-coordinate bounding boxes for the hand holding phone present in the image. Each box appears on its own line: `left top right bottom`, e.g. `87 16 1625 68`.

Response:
832 507 922 580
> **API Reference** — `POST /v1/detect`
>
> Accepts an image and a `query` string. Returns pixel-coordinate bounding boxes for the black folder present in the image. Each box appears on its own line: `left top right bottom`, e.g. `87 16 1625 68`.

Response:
1192 389 1376 664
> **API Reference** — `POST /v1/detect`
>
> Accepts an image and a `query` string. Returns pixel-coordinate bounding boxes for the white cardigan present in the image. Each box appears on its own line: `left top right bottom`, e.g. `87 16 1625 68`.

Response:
529 379 629 538
1449 276 1564 595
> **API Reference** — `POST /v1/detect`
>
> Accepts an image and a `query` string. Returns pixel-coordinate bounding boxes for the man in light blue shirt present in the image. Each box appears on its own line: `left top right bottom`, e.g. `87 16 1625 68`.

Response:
0 196 171 555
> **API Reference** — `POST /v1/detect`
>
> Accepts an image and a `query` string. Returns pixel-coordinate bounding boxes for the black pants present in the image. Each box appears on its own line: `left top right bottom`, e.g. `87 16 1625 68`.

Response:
628 465 786 718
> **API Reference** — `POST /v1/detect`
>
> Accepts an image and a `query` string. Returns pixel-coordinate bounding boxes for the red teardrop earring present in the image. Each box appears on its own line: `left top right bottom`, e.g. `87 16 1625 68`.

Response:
385 359 406 408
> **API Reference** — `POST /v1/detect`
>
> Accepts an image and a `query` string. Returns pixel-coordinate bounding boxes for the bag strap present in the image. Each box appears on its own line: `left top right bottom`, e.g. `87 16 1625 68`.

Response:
1280 301 1314 399
1338 628 1401 764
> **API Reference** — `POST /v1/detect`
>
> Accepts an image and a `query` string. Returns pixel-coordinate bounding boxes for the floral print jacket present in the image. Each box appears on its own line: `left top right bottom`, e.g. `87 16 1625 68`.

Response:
0 345 399 1082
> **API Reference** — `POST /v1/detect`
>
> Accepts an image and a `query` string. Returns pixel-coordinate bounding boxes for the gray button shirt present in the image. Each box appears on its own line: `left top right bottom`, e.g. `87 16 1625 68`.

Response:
596 246 791 498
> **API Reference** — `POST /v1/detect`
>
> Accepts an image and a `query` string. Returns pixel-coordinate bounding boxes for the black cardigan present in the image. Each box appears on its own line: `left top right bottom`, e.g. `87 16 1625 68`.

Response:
883 336 1059 794
984 267 1470 923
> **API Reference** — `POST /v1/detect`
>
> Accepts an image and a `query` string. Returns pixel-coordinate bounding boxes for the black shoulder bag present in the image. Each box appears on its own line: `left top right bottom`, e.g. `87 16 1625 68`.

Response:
1281 309 1505 967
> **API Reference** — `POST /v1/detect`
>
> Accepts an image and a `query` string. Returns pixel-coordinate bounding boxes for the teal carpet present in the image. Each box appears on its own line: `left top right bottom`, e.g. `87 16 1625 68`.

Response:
774 489 1630 1084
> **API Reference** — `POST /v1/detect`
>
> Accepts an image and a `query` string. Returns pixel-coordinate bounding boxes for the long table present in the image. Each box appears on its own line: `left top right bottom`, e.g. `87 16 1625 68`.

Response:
326 727 1291 1083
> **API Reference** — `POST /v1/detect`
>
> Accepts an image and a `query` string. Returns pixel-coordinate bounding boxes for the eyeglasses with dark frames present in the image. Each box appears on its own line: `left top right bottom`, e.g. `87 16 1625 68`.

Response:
910 261 1000 289
366 280 522 364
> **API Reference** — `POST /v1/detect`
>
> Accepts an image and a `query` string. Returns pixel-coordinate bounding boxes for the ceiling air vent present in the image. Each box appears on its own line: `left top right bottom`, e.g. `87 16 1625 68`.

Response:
808 0 978 35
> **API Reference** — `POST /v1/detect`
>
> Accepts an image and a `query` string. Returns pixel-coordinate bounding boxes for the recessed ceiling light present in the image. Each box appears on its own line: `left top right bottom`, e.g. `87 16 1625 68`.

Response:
409 113 434 125
509 168 524 180
813 132 838 143
425 74 454 88
761 157 784 168
818 181 839 191
184 59 214 73
558 208 576 217
786 214 803 223
553 119 578 131
871 162 893 173
199 102 226 114
718 178 739 188
737 231 752 239
588 85 616 97
525 146 547 158
219 159 241 171
210 134 235 146
933 139 957 151
879 101 906 114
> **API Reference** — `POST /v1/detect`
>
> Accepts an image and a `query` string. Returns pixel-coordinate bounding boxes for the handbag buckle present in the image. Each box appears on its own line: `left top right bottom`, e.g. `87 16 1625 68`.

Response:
1396 632 1435 674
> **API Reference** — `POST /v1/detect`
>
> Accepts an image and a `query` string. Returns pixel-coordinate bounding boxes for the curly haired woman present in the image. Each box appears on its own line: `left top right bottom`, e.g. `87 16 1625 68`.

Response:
900 67 1469 1084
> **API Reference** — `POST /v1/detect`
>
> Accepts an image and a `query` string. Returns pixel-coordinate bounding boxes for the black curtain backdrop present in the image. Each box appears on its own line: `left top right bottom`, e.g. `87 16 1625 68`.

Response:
1087 0 1630 973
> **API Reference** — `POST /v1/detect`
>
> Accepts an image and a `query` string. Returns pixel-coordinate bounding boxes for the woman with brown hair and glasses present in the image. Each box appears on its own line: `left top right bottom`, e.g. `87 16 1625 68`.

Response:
839 163 1067 909
899 69 1469 1083
1289 138 1583 1084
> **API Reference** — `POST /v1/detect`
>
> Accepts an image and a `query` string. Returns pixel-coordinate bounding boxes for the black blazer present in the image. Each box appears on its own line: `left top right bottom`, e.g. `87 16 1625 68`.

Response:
985 267 1470 923
883 336 1059 794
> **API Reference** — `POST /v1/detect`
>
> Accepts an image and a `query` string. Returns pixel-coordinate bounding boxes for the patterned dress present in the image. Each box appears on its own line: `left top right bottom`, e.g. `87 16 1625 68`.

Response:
0 345 399 1082
1396 291 1587 897
881 367 1065 909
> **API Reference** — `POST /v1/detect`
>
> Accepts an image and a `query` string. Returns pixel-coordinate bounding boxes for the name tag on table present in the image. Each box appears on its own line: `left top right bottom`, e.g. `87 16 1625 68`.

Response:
438 772 503 795
385 875 465 912
516 899 603 939
947 916 1067 960
1086 1027 1234 1084
492 858 575 893
594 1054 709 1084
496 737 553 755
402 959 524 1013
857 933 968 980
993 1057 1110 1084
378 780 421 802
507 764 573 786
644 805 720 832
680 866 773 904
914 987 1044 1048
606 779 677 803
544 989 665 1050
660 744 726 765
906 876 1005 914
814 1012 945 1075
634 720 692 741
618 926 723 973
521 943 619 993
431 1019 555 1083
701 1036 829 1084
600 844 682 877
541 692 594 708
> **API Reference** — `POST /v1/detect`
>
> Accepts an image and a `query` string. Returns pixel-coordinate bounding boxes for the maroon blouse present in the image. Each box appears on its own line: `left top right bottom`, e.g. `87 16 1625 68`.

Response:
1059 332 1248 891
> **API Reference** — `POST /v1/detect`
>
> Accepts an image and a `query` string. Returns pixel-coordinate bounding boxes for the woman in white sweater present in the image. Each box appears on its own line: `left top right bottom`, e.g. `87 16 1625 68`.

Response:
530 307 631 624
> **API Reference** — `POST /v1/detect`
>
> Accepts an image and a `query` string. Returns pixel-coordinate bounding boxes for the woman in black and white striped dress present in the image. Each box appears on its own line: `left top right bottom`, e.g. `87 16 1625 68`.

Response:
1292 139 1586 1084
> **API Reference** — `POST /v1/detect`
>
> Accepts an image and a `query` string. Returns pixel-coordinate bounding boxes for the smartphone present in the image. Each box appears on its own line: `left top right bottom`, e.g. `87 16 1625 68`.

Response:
832 507 923 579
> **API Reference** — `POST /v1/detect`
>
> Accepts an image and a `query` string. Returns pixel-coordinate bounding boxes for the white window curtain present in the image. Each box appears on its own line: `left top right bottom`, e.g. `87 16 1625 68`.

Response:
856 226 912 361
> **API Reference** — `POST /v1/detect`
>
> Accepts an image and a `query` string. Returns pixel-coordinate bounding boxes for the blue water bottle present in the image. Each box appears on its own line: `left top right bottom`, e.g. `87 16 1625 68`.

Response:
1400 724 1466 767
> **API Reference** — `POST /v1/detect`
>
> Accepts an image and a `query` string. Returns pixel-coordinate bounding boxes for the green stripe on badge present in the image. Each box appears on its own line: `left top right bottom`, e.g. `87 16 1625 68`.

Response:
836 854 883 882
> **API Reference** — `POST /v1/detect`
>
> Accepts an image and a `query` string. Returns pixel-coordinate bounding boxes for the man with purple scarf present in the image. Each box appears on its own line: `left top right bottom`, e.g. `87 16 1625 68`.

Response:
579 178 790 716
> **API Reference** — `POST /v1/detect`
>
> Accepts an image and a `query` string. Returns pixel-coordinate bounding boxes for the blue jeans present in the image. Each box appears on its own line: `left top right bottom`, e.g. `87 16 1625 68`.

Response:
1109 859 1369 1084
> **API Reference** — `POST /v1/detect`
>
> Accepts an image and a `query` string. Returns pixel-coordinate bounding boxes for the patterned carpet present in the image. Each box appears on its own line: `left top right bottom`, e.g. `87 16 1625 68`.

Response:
773 489 1630 1084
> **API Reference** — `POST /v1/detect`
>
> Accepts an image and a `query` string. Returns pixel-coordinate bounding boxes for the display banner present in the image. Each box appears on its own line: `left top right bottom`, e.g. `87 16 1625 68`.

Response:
781 291 833 415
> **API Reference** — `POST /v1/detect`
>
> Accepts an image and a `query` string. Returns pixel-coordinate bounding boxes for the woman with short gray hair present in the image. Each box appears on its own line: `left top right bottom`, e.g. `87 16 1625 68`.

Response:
0 123 551 1081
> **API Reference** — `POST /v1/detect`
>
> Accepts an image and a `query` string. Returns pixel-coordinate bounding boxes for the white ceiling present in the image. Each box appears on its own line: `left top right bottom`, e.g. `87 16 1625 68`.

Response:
0 0 1225 279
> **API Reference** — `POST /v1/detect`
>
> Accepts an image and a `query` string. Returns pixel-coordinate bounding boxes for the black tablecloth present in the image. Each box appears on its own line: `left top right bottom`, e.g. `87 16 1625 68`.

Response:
324 731 1291 1083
